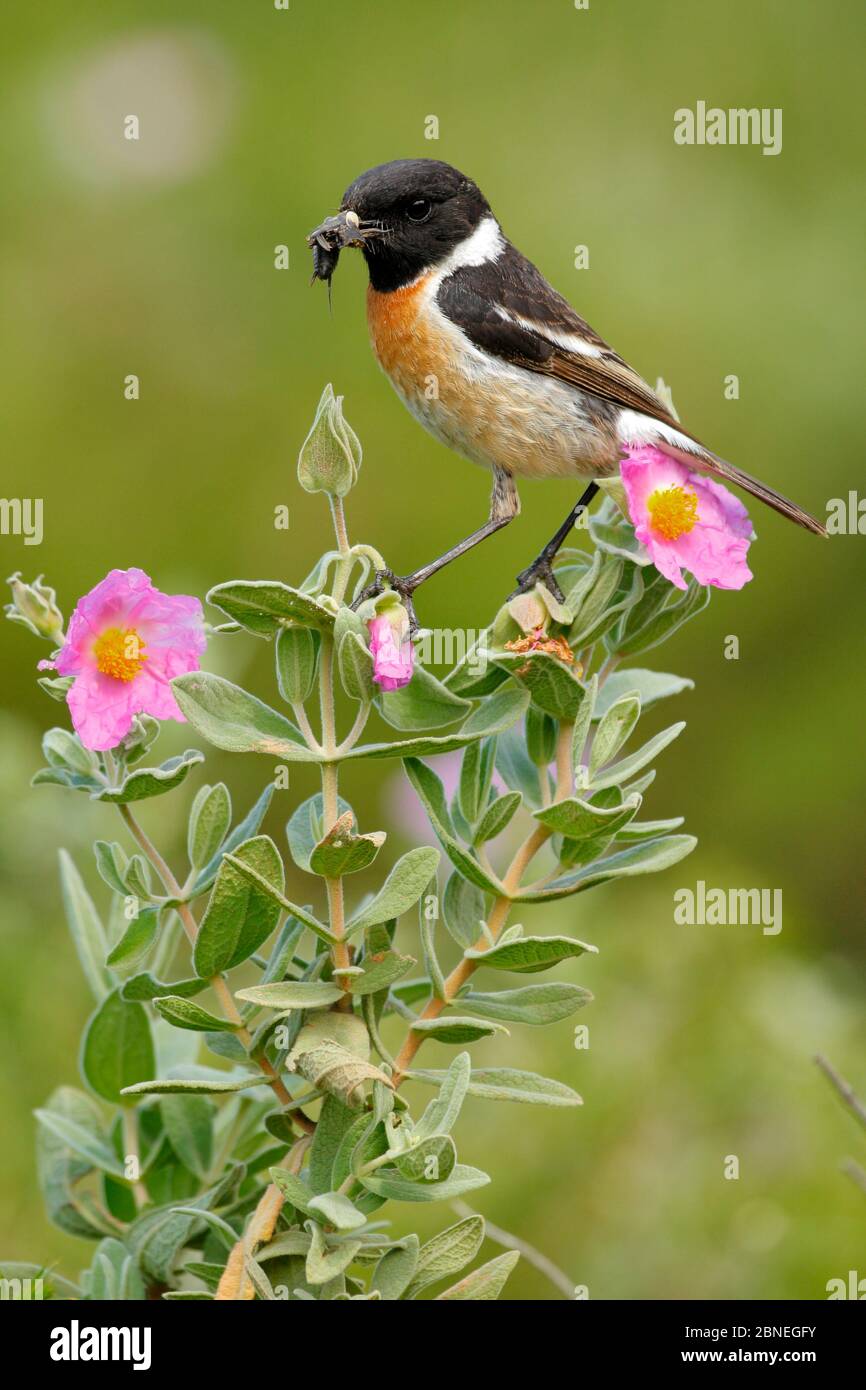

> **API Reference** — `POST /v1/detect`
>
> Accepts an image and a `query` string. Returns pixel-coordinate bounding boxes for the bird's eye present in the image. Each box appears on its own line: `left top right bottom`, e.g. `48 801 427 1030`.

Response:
405 198 432 223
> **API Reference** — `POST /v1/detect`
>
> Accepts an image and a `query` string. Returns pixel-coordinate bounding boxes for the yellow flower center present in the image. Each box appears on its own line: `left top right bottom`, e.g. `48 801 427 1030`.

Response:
93 627 147 682
647 485 699 540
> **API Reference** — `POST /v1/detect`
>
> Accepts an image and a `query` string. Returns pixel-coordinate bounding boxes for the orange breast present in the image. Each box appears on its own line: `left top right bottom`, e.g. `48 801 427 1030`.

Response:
366 275 449 393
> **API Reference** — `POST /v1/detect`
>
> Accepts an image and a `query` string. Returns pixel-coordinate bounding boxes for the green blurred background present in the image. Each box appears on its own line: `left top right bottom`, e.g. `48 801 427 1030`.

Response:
1 0 864 1298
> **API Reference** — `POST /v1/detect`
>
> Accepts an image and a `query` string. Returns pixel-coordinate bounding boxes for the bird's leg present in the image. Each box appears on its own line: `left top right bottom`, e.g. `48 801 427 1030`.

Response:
511 481 600 600
352 468 520 632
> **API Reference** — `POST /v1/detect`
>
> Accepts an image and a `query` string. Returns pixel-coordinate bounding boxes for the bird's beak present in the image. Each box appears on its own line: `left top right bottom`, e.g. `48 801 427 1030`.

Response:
308 209 367 253
307 209 384 285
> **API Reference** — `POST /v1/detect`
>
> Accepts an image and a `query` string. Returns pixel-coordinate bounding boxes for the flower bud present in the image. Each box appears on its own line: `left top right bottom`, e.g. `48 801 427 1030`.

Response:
5 572 64 641
297 383 362 497
367 601 413 692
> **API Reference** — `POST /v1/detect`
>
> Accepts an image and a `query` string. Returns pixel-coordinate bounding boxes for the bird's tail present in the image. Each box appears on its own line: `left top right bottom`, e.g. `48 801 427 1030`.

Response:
656 439 828 537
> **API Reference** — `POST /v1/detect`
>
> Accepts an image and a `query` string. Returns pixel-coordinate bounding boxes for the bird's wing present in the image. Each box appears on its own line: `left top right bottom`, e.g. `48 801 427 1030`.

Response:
435 245 827 536
435 242 699 439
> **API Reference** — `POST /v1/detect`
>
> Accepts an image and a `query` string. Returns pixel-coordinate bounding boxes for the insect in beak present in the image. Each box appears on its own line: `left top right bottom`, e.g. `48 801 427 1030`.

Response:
307 210 383 290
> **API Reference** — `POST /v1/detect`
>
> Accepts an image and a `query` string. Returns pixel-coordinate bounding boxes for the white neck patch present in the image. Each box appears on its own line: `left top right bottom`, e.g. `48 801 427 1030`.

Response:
435 215 505 282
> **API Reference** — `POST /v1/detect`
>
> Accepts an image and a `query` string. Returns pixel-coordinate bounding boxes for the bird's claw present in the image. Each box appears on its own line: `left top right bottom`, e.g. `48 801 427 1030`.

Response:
510 557 566 603
351 569 421 635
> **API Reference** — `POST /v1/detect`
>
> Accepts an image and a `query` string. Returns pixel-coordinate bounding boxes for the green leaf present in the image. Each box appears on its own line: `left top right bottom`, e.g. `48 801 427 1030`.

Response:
342 682 528 761
305 1222 362 1286
410 1066 583 1107
122 1076 268 1096
307 1191 367 1231
361 1164 489 1203
593 669 694 719
589 721 685 790
403 759 503 896
590 693 641 775
235 981 344 1011
410 1016 507 1044
436 1249 519 1300
121 973 208 1002
190 783 274 896
193 835 285 976
464 934 597 973
93 750 204 804
33 1109 126 1179
404 1216 485 1298
566 553 624 645
42 727 100 777
378 664 470 731
80 988 155 1104
441 873 489 950
347 846 440 934
270 1169 316 1215
394 1135 457 1184
214 854 335 945
172 672 318 760
153 996 238 1033
286 791 353 873
460 981 592 1025
458 737 496 826
93 840 130 896
276 625 320 705
161 1094 213 1177
188 783 231 870
492 650 587 722
615 815 685 842
309 812 386 877
58 850 111 1001
495 724 545 810
347 950 415 995
37 1086 111 1240
337 630 376 703
532 792 641 840
370 1236 420 1300
207 579 336 636
517 834 697 901
414 1051 471 1140
105 906 159 969
473 791 522 846
308 1096 358 1195
611 576 710 657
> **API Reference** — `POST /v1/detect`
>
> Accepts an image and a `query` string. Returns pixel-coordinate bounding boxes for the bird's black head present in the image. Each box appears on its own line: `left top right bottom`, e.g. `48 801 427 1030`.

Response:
308 159 491 293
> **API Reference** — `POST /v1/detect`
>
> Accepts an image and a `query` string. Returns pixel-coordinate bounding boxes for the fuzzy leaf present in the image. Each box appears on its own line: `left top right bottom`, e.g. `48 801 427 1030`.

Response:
378 664 470 731
81 989 155 1103
193 836 285 976
172 672 318 760
436 1249 519 1300
464 935 597 973
153 996 238 1033
207 579 336 636
234 981 344 1011
361 1164 490 1203
410 1066 583 1107
347 847 440 934
460 981 592 1025
93 751 204 804
404 1216 485 1299
58 850 111 1001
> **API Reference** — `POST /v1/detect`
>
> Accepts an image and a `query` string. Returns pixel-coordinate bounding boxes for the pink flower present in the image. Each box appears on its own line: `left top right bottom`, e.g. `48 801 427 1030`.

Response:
621 444 754 591
368 611 414 691
40 568 206 750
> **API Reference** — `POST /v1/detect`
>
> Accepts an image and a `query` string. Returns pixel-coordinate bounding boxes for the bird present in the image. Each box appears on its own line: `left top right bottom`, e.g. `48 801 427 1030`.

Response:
307 158 826 619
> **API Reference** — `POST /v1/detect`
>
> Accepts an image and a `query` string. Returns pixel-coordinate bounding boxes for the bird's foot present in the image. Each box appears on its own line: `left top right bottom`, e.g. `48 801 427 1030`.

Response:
510 555 566 603
351 568 421 635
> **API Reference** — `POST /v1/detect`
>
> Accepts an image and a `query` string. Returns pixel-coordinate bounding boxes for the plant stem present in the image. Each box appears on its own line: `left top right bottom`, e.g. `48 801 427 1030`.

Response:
391 720 575 1083
121 1108 148 1209
117 803 312 1133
